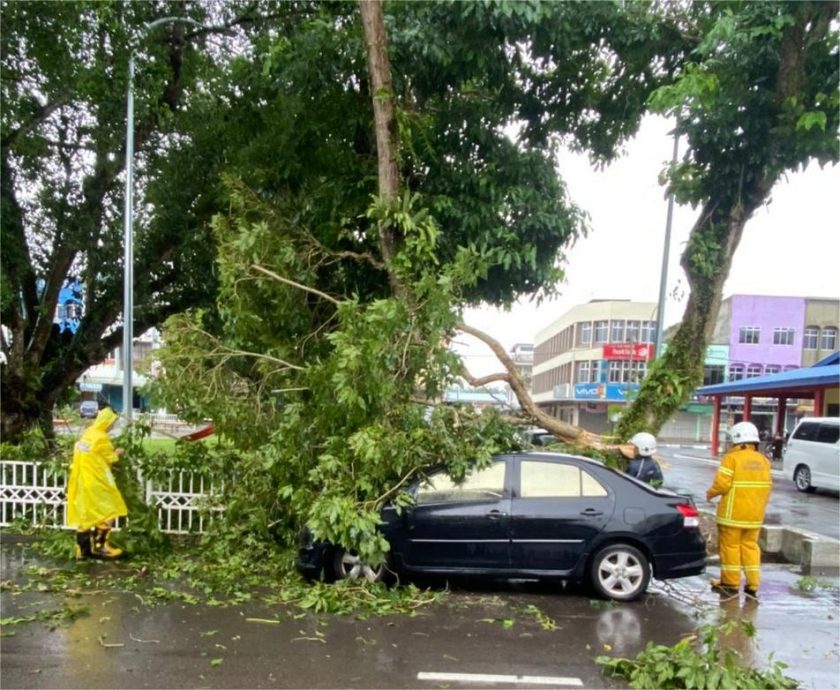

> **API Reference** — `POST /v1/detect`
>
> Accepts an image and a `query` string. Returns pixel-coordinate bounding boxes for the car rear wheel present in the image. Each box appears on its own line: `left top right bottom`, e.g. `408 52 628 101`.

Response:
794 465 816 493
591 544 650 602
332 548 389 583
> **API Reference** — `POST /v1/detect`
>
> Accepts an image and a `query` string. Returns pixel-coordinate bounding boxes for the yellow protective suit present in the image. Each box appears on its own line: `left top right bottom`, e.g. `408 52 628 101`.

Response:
706 444 772 590
66 408 128 531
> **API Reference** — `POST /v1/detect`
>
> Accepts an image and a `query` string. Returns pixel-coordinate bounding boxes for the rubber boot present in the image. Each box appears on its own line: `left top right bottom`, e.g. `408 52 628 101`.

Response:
92 525 123 560
75 529 94 560
710 578 739 598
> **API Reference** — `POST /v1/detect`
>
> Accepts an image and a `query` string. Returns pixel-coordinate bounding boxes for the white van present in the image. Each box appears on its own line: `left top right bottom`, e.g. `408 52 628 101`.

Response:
783 417 840 493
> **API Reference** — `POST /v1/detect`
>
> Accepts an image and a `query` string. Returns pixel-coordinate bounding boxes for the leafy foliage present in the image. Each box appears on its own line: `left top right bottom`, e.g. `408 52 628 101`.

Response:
597 621 799 689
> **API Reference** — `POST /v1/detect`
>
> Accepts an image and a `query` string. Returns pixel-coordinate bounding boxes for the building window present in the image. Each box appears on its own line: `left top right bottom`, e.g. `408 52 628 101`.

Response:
764 365 781 375
626 320 640 343
640 321 656 343
578 322 592 346
729 364 744 381
576 361 590 383
773 328 795 345
739 326 760 344
610 320 625 344
594 320 609 344
608 361 622 383
590 360 601 383
622 361 647 383
803 326 819 350
821 327 838 351
746 364 762 378
703 365 725 386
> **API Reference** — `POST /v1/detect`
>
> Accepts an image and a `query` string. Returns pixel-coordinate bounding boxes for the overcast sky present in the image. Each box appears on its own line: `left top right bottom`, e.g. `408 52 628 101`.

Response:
455 115 840 378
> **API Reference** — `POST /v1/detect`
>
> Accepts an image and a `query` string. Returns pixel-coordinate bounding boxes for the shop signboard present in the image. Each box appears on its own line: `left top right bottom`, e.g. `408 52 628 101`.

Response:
602 343 653 361
573 383 640 401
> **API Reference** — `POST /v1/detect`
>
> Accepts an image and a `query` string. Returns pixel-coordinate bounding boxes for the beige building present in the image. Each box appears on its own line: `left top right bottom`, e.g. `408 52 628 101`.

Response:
532 300 658 433
801 298 840 367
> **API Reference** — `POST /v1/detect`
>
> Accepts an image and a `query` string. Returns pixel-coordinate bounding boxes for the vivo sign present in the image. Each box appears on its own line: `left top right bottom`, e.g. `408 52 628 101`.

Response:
574 383 639 401
602 343 653 361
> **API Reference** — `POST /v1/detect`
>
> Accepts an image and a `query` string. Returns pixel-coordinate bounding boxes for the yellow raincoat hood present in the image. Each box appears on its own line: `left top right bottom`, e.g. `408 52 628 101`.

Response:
90 407 119 433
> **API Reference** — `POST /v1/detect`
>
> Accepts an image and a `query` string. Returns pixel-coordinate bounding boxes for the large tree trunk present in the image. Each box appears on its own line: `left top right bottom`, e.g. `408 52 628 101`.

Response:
358 0 404 297
616 192 770 440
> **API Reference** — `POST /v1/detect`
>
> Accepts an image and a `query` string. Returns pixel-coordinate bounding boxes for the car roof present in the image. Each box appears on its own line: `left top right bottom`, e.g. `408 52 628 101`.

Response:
515 450 605 467
795 417 838 425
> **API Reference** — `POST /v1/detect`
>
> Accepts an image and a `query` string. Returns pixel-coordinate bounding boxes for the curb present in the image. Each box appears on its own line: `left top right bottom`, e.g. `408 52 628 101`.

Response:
700 509 840 575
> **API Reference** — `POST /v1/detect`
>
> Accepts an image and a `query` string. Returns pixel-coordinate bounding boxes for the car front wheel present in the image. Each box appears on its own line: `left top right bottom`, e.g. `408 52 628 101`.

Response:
794 465 816 493
332 548 389 583
591 544 650 602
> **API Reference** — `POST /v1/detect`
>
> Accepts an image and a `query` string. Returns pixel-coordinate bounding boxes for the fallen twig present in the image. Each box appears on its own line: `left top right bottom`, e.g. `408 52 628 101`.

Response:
129 634 160 644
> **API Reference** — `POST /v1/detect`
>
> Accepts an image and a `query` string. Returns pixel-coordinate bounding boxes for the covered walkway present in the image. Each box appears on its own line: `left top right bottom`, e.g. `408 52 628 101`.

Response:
696 351 839 455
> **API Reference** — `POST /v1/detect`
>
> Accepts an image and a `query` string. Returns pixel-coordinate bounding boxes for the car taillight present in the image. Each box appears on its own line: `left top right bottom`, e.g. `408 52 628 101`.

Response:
677 503 700 528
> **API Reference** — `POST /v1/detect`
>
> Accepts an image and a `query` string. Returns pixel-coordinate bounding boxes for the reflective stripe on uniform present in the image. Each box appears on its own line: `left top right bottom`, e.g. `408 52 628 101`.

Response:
719 467 735 476
716 517 764 528
732 481 772 488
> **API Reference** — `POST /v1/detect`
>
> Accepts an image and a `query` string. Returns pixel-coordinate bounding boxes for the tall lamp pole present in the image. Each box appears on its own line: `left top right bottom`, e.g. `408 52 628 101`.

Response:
122 16 206 423
654 123 681 358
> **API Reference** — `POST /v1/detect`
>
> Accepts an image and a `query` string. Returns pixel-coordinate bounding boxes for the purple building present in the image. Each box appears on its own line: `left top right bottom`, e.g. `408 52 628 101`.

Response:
726 295 805 380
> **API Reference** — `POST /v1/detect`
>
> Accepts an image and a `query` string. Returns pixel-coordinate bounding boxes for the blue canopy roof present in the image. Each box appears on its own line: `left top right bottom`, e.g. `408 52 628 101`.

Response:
697 350 840 397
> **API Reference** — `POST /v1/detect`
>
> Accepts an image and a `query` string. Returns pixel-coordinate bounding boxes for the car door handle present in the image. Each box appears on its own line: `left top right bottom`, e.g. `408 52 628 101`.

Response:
486 510 507 520
580 508 603 517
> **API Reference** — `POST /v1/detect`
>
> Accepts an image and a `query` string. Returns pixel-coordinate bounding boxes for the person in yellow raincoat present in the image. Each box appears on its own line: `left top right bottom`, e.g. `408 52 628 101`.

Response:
66 406 128 559
706 421 772 600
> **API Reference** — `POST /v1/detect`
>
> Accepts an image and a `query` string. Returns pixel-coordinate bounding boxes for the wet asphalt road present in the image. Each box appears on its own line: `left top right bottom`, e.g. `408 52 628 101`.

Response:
658 447 840 540
2 539 839 690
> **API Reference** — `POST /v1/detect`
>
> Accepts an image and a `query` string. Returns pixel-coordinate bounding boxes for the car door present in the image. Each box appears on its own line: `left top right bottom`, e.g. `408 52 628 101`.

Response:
401 459 511 570
510 457 615 573
813 423 840 490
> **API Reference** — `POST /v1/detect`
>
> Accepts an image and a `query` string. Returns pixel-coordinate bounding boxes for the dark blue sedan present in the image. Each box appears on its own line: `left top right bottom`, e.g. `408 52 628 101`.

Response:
297 452 706 601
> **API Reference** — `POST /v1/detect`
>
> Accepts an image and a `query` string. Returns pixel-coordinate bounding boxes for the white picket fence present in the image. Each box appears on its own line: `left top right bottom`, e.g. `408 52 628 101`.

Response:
0 460 220 534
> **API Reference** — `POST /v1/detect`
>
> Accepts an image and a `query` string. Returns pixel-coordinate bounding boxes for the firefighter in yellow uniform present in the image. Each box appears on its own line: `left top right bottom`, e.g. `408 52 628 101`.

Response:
706 421 772 599
66 406 128 559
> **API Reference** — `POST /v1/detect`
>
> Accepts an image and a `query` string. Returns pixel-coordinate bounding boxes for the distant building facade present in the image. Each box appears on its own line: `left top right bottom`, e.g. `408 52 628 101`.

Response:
658 294 840 441
531 295 839 443
532 300 658 434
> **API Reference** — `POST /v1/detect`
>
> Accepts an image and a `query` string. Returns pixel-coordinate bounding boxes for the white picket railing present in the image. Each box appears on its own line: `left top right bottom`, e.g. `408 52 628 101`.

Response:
0 460 220 534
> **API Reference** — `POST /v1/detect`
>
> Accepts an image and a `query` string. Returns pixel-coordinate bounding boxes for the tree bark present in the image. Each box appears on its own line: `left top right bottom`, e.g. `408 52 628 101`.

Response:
358 0 404 297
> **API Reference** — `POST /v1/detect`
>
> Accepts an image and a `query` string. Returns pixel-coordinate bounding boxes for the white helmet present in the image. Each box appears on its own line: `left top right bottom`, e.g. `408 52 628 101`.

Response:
630 432 657 457
730 421 760 445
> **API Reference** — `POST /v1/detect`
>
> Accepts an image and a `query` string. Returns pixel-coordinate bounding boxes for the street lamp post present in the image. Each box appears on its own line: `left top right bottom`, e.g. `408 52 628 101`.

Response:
122 16 206 423
654 123 681 358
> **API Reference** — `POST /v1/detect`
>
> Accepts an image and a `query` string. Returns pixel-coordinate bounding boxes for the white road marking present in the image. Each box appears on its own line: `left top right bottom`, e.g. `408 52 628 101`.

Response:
417 672 583 686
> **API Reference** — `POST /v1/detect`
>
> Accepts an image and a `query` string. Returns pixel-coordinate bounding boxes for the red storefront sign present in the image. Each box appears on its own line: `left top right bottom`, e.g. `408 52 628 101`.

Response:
602 343 654 361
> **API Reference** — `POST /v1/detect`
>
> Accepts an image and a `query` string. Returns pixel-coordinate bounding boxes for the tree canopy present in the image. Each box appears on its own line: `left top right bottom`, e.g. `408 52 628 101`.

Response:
619 0 838 437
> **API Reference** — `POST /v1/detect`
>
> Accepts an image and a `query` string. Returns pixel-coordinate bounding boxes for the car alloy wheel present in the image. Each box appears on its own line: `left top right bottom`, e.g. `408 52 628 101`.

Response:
794 465 815 493
333 548 387 583
591 544 650 602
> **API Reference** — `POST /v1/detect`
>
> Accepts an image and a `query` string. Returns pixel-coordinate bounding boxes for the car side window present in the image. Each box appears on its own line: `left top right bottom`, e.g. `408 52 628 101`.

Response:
520 461 607 498
793 423 819 442
416 462 506 505
816 425 839 444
